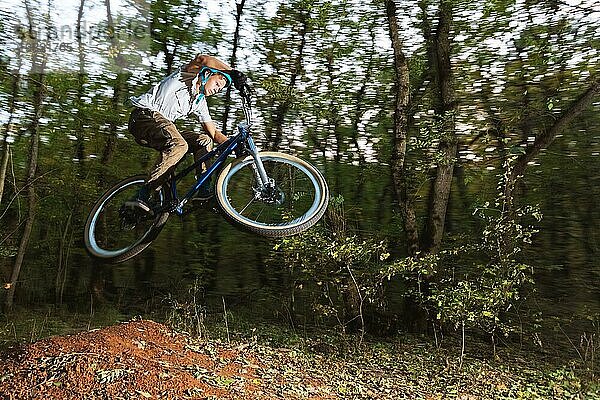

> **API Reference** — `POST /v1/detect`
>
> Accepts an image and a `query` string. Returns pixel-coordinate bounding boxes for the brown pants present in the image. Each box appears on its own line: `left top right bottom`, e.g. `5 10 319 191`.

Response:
128 108 213 190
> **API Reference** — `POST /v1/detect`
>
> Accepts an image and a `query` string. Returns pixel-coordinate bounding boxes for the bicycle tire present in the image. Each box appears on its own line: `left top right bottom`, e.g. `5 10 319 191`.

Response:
215 152 329 237
84 175 170 264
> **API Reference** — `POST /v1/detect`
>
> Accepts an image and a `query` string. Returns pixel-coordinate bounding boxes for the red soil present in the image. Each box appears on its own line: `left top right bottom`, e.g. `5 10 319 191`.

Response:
0 320 335 399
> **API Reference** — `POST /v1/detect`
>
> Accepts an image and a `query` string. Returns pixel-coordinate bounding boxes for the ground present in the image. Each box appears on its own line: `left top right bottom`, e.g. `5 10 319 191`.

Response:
0 319 598 399
1 319 334 399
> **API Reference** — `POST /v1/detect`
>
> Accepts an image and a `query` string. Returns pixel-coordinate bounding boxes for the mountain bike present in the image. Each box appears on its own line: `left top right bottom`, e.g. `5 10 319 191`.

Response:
84 93 329 264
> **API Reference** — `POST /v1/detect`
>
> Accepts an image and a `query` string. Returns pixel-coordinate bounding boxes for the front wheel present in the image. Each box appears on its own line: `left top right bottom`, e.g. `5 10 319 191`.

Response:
215 152 329 237
84 175 170 263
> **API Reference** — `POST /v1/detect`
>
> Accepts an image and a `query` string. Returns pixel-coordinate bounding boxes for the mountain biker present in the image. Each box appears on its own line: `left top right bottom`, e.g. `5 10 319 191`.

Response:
125 54 247 212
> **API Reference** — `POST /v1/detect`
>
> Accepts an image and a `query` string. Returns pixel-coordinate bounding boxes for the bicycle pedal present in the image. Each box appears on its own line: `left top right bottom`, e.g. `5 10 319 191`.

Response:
190 196 212 203
123 199 153 215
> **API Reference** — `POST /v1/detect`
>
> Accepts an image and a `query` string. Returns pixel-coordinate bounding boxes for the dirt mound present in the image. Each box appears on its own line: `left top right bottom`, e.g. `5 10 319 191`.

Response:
0 320 334 399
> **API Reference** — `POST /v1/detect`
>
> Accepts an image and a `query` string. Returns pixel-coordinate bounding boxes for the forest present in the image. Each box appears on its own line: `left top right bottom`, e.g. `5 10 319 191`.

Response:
0 0 599 397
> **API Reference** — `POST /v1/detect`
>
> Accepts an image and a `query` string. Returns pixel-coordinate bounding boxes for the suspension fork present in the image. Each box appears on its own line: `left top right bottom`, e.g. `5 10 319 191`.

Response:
242 127 272 188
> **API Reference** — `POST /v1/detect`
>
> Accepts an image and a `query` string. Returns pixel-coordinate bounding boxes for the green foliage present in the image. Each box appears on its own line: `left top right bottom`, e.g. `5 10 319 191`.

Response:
260 77 305 108
150 0 207 56
382 160 542 340
272 195 389 329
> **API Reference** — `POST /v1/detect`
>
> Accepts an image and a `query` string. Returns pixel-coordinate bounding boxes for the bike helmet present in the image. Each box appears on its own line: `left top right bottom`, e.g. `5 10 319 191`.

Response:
196 66 252 104
198 66 232 88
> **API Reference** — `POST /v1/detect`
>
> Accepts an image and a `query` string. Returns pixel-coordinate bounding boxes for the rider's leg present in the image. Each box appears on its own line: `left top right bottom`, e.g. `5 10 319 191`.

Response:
146 133 188 190
180 131 214 178
181 131 214 200
126 109 188 211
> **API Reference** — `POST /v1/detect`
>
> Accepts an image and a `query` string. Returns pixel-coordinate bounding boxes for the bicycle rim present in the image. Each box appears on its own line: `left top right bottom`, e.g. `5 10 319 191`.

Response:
217 153 328 234
86 178 165 259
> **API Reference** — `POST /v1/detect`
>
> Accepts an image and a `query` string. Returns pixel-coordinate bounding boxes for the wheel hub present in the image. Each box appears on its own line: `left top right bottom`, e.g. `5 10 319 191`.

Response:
256 184 285 205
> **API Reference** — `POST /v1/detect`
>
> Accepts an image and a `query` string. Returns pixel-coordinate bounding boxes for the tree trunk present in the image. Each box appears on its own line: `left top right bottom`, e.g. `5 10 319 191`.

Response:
54 0 87 306
326 54 343 162
91 0 128 305
101 0 128 164
99 0 122 170
74 0 87 163
343 275 362 334
270 15 308 151
4 46 48 311
55 213 73 304
347 23 378 232
222 0 246 135
385 0 419 256
349 22 376 167
504 75 600 207
0 144 10 207
0 42 24 206
424 0 456 254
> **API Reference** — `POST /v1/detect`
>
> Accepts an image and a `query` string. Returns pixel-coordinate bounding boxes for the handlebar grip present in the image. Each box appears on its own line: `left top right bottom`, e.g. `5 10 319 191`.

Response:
240 83 253 105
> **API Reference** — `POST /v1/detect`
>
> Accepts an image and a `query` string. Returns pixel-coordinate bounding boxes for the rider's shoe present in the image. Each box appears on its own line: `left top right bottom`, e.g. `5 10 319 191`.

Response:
123 184 154 215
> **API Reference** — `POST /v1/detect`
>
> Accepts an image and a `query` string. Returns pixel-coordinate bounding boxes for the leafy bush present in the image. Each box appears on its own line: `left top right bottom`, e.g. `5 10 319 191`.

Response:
272 195 389 334
382 160 542 348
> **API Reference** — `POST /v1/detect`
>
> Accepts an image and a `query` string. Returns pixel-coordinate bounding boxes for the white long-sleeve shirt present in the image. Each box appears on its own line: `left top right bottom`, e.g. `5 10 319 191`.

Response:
130 66 212 123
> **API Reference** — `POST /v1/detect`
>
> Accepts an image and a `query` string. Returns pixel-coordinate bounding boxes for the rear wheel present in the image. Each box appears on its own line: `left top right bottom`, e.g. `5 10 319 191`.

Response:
84 175 170 263
215 152 328 237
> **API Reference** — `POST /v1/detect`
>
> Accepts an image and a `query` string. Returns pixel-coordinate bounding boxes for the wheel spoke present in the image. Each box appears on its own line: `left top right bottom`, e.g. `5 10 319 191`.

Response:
254 205 265 221
239 195 257 215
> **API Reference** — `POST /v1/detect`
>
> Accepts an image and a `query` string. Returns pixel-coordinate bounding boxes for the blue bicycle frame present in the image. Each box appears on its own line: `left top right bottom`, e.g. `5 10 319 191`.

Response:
166 121 267 216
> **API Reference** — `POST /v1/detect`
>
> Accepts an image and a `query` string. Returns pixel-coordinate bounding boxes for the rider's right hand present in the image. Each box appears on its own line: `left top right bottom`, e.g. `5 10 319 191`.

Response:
215 131 229 144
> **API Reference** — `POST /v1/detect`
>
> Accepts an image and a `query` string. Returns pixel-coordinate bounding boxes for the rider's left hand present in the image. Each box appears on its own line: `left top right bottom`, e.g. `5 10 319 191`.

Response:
227 70 254 102
228 70 247 91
